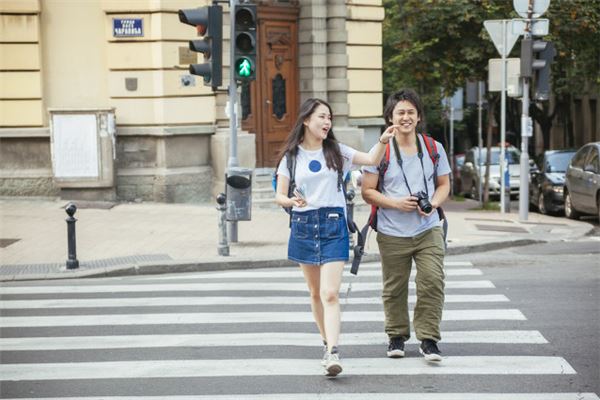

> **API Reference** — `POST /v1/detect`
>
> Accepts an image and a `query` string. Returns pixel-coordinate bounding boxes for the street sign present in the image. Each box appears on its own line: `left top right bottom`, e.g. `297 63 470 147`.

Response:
513 0 550 19
484 20 520 58
512 18 549 36
488 58 520 92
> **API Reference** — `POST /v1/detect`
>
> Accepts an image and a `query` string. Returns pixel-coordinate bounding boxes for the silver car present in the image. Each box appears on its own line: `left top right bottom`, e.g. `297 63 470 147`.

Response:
564 142 600 220
460 146 521 199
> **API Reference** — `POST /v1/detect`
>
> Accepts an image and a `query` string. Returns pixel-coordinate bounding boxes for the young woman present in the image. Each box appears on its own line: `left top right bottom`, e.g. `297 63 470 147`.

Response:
275 98 396 376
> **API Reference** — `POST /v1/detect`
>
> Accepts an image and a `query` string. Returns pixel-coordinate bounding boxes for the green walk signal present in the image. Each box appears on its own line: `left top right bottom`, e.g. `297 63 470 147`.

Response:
236 58 252 78
233 4 256 82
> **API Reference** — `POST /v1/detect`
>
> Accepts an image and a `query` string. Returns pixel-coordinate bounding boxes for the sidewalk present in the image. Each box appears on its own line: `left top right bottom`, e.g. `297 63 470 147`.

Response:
0 197 595 281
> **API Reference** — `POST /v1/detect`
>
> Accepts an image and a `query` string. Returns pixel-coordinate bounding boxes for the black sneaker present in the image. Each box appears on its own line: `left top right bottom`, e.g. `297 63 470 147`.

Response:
419 339 442 362
387 337 405 358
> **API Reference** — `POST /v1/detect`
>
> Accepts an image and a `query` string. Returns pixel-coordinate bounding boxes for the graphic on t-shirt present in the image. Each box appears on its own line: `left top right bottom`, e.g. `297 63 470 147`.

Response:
309 160 322 172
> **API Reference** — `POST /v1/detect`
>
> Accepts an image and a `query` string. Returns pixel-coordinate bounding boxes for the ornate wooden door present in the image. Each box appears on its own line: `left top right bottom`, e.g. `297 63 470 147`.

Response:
241 5 298 167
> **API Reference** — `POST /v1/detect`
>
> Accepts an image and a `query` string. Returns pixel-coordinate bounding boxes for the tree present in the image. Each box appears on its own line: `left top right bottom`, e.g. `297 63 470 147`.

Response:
383 0 599 151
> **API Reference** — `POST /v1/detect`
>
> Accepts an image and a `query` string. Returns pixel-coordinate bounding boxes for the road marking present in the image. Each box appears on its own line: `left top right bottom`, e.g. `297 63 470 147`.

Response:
0 280 495 294
137 268 483 280
0 309 526 327
0 330 547 351
0 294 510 309
0 357 576 380
2 395 596 400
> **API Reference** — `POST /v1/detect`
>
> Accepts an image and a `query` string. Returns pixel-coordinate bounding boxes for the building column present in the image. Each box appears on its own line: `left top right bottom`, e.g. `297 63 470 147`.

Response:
298 0 327 102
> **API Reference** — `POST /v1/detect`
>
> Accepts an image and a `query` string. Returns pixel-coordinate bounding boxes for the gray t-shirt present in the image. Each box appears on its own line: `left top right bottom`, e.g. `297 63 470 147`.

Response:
362 135 451 237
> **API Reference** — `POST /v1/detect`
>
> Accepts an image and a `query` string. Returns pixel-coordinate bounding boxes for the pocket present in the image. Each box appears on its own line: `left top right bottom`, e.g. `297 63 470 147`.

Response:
292 214 309 239
323 213 344 239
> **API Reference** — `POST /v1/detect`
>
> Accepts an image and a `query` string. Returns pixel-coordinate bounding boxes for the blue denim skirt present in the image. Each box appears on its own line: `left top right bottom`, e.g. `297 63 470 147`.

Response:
288 206 349 265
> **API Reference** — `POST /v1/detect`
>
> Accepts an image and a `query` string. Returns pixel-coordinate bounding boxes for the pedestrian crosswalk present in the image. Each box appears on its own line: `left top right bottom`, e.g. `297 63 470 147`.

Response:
0 261 597 399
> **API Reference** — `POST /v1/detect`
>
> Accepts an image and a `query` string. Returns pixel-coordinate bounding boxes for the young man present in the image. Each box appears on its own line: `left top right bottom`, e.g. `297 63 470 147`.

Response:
361 89 450 361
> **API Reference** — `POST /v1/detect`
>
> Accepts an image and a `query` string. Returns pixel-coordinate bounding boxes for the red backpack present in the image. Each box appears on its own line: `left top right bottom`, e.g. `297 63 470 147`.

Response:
350 134 448 275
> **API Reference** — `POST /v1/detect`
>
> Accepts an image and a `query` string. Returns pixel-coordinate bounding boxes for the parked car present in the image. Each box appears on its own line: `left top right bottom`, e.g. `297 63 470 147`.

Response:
564 142 600 220
459 146 521 199
452 153 465 194
529 149 576 214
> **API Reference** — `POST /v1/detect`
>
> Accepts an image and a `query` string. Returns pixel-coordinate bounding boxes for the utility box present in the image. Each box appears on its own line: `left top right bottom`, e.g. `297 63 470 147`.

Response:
225 167 252 221
49 108 116 188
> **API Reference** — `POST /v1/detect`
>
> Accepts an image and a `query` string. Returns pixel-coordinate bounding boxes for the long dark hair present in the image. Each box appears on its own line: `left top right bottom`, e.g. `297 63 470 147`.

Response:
277 98 344 173
383 88 427 134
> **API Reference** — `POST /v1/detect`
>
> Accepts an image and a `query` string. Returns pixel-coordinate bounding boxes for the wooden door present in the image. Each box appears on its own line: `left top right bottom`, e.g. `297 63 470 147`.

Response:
241 5 298 167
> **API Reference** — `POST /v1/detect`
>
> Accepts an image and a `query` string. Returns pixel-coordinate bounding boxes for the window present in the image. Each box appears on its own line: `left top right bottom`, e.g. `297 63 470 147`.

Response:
546 151 576 173
584 147 599 173
571 146 590 169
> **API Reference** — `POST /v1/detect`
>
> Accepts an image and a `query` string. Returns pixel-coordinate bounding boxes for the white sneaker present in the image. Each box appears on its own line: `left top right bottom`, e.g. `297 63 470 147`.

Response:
324 352 343 377
321 345 328 366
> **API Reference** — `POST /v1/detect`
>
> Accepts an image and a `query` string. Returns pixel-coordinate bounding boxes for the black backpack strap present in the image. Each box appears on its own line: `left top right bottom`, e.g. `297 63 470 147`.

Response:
285 151 297 226
351 222 370 275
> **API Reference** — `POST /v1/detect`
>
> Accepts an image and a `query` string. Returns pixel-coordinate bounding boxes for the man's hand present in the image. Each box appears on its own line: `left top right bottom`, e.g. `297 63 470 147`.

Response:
416 200 438 217
395 196 419 212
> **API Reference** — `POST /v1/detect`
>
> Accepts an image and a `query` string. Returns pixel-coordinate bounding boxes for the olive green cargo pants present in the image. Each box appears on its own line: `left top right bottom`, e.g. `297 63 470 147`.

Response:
376 226 445 342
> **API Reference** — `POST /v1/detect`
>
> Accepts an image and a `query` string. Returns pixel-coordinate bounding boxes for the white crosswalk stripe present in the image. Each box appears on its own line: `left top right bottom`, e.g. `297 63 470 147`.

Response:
0 260 593 398
1 395 599 400
0 309 527 327
0 280 495 294
0 357 576 380
0 330 548 351
137 267 483 280
0 294 510 309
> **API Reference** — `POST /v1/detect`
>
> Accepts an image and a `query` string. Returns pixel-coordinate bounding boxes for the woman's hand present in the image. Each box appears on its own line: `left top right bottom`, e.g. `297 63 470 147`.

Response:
379 125 400 144
288 196 307 208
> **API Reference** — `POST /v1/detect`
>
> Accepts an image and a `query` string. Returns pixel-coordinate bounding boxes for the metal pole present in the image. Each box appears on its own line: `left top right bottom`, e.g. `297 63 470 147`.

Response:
228 0 239 242
477 81 484 205
500 20 507 213
519 2 534 221
65 202 79 270
450 106 455 197
216 193 230 256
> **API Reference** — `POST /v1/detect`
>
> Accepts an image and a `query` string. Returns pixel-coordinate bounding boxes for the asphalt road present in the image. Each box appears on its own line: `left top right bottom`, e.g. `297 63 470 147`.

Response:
0 239 598 399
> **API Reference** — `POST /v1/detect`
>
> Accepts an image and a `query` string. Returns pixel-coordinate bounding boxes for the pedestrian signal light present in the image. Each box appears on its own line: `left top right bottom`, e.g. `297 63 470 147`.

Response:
233 4 257 82
520 38 555 101
178 5 223 88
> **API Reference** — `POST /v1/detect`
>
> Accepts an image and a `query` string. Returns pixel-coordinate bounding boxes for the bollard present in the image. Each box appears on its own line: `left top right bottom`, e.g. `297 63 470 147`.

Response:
345 188 356 249
216 193 229 256
65 202 79 269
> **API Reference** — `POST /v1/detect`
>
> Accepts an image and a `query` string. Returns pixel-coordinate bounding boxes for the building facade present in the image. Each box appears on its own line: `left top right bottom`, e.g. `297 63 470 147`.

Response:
0 0 385 202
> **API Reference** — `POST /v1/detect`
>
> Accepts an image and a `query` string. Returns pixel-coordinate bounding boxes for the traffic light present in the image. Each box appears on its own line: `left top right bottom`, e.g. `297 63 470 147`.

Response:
534 41 555 101
178 5 222 88
233 4 257 82
520 38 555 101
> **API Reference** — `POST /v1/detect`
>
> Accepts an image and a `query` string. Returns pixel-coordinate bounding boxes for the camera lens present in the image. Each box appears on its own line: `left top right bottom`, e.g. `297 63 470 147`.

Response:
419 199 433 214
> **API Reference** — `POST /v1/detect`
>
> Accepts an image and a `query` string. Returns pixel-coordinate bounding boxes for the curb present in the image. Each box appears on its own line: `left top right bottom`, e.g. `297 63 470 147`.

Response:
0 239 545 282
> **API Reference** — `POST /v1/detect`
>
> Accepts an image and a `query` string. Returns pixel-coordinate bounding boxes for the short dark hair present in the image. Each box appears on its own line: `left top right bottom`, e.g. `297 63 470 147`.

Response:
383 89 426 133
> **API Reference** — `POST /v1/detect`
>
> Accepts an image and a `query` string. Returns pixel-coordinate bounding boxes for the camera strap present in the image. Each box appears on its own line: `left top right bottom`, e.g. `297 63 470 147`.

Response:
391 135 429 197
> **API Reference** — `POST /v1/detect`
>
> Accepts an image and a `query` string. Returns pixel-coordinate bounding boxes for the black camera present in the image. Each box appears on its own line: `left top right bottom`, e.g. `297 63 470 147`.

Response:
413 191 433 214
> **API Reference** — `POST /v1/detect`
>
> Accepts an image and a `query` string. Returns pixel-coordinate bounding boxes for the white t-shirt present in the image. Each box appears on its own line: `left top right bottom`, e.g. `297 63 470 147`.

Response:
277 143 357 212
362 135 451 237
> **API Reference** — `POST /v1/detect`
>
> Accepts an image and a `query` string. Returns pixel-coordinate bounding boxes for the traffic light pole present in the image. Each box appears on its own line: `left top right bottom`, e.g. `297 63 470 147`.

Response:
519 4 534 221
477 81 484 206
500 19 508 214
228 0 239 242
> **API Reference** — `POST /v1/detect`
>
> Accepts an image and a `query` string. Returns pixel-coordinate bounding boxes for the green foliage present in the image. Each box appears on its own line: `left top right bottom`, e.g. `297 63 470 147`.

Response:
383 0 600 148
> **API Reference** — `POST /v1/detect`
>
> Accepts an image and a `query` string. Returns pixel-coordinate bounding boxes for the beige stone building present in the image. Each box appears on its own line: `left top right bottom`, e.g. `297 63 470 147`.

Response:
0 0 385 203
